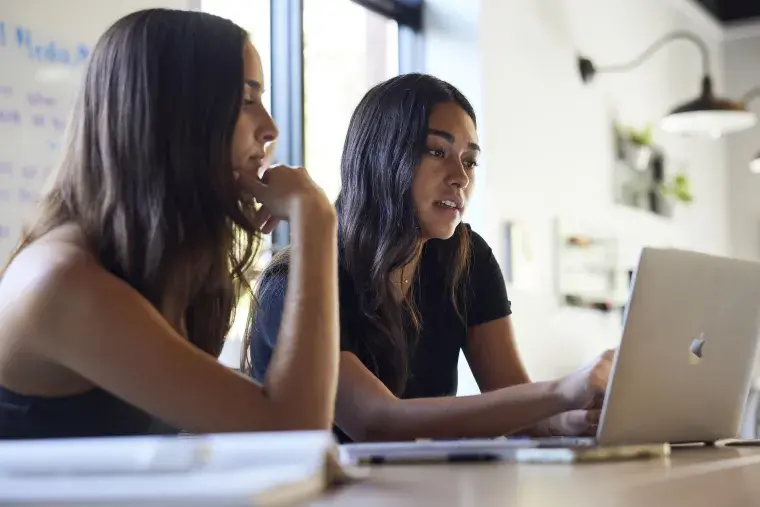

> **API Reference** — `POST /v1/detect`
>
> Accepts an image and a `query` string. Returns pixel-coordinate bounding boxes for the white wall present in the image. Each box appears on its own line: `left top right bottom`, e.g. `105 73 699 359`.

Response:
428 0 734 392
725 27 760 262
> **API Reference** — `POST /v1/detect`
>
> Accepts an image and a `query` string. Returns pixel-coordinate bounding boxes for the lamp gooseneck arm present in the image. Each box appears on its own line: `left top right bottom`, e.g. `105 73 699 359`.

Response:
594 30 710 77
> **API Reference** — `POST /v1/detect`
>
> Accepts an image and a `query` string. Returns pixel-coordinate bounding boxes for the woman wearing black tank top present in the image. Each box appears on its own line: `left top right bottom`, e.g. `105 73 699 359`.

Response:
249 74 615 442
0 9 339 438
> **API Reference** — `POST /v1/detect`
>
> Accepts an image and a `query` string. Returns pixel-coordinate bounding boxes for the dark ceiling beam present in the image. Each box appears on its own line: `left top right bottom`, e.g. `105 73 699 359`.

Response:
694 0 760 23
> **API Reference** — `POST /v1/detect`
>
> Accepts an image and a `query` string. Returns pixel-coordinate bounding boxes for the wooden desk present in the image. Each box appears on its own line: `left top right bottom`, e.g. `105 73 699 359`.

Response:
310 447 760 506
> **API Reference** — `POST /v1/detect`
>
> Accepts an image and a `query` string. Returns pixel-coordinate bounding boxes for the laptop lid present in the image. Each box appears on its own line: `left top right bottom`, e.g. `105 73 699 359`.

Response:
597 248 760 446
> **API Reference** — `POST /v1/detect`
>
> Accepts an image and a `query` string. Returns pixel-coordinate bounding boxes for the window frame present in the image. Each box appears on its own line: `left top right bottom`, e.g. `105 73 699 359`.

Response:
268 0 304 249
268 0 423 250
350 0 423 31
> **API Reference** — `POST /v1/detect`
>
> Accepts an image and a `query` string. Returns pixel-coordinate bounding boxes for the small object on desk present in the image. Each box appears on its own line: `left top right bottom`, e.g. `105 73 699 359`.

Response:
716 438 760 447
513 443 671 463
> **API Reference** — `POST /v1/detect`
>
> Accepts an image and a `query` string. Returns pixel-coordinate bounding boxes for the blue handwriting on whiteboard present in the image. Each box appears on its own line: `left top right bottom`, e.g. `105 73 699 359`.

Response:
0 188 10 202
18 188 38 203
27 92 56 107
2 23 90 66
0 109 20 124
0 225 9 238
21 166 38 179
0 162 11 175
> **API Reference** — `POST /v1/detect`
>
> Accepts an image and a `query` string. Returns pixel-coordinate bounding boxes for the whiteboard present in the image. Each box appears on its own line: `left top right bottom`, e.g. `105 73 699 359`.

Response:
0 0 194 264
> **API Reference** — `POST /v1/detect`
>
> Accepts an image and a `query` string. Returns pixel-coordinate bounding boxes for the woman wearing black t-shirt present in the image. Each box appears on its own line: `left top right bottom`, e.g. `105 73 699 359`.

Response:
247 73 613 442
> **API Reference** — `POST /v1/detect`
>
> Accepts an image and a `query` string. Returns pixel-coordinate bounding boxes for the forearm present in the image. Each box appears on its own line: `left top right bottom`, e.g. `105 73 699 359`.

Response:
265 202 339 429
365 380 568 441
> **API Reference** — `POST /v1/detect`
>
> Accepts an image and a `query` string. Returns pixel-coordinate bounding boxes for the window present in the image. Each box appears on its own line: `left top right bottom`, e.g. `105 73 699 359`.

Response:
303 0 401 201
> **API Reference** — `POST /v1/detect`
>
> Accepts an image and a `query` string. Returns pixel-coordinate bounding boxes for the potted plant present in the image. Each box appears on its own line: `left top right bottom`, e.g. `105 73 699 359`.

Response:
624 124 654 171
659 171 693 205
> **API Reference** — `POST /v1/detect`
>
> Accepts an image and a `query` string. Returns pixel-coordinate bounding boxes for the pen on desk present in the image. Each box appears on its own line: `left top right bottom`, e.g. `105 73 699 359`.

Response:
361 453 500 465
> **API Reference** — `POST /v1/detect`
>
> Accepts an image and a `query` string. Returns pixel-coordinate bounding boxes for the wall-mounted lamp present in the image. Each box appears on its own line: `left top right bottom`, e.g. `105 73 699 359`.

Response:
749 155 760 174
739 87 760 174
578 31 757 139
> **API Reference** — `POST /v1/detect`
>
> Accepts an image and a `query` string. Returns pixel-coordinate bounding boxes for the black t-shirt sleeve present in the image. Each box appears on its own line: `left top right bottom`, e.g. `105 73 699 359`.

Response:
466 228 512 326
249 272 288 383
336 275 362 356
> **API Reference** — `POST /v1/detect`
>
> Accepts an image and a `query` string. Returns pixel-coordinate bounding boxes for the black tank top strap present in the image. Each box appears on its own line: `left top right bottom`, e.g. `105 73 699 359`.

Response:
0 385 167 439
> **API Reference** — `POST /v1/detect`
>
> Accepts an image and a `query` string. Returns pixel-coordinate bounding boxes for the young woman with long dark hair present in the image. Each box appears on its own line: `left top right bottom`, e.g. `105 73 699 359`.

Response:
249 73 612 442
0 8 339 439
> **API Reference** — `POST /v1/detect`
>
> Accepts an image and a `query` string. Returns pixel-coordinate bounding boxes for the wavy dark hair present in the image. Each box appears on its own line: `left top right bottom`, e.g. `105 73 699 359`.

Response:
249 74 474 393
2 9 260 357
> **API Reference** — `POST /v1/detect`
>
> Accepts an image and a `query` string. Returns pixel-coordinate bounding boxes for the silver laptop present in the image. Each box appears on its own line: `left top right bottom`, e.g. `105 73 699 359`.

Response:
590 247 760 446
343 247 760 458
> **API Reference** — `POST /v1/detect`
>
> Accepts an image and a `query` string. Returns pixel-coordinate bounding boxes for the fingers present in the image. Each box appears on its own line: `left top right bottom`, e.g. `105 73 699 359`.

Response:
249 205 281 235
580 409 601 436
261 141 277 177
590 349 615 393
260 217 280 235
234 163 325 224
593 364 610 392
591 364 611 394
560 409 598 436
249 204 271 231
235 170 265 196
563 409 588 427
233 174 274 234
590 393 605 410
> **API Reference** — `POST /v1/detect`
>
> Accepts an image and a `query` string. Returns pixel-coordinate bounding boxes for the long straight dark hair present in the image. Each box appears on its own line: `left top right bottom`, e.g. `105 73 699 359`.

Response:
250 74 474 393
3 9 260 357
336 74 474 393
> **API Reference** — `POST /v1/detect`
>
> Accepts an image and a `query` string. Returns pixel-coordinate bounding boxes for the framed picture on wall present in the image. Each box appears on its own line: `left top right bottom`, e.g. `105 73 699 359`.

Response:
612 123 674 218
554 219 628 313
503 220 538 291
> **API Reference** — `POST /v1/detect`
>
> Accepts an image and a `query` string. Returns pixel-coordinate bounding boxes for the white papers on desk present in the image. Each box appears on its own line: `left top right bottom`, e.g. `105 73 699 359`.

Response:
0 430 353 505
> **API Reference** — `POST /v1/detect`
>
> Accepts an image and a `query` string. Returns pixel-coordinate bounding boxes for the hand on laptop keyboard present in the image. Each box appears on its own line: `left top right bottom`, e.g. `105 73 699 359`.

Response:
549 409 600 437
555 349 615 412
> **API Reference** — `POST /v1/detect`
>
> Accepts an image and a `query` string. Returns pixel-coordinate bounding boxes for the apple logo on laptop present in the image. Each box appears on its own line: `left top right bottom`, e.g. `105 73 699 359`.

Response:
689 333 706 365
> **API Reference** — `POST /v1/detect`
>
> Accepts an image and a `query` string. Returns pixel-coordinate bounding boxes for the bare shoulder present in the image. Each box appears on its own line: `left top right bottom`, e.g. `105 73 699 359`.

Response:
0 230 148 350
3 237 104 304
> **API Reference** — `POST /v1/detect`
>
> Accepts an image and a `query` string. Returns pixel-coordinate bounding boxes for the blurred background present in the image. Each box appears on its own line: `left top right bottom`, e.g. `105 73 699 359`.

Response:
3 0 760 423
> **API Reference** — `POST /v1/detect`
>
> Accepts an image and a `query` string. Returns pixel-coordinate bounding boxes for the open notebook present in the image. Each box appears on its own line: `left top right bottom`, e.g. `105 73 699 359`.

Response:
0 430 359 505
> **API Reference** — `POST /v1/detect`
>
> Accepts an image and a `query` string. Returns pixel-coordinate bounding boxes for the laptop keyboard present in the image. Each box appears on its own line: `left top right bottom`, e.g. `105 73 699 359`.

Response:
531 436 597 448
